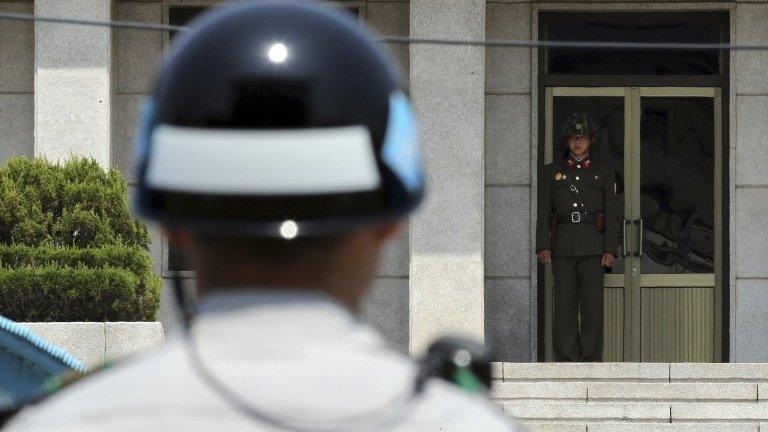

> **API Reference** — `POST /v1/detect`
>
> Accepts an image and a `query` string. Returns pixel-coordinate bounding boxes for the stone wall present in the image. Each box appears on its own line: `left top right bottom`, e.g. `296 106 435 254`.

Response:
409 0 486 355
22 322 164 368
484 1 534 362
733 1 768 362
35 0 111 167
112 0 176 332
358 0 412 351
0 2 33 165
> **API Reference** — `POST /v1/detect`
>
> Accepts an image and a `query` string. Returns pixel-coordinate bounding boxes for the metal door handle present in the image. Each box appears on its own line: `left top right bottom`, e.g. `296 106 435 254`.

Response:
622 218 629 257
634 218 644 257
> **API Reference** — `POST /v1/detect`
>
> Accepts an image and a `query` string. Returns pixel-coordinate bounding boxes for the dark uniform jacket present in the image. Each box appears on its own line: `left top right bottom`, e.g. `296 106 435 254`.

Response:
536 154 619 257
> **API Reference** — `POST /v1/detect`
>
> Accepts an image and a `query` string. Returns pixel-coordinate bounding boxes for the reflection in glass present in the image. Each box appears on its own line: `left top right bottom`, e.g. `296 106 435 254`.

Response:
545 13 723 76
553 96 625 273
168 6 207 40
640 97 714 274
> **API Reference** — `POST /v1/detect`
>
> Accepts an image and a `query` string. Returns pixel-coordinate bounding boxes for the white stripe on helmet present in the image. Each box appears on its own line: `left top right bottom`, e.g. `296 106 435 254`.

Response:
145 125 381 195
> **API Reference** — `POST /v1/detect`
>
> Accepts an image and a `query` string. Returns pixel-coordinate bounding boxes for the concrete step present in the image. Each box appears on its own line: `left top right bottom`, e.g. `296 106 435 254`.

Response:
521 423 586 432
671 403 768 421
521 423 761 432
490 363 768 430
588 382 757 402
670 364 768 382
491 381 587 401
586 424 759 432
491 381 758 402
502 401 768 422
498 362 669 381
501 402 672 422
493 362 768 382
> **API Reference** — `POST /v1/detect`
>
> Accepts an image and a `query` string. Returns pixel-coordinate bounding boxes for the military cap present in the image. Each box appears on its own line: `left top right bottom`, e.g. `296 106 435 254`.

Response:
561 112 596 143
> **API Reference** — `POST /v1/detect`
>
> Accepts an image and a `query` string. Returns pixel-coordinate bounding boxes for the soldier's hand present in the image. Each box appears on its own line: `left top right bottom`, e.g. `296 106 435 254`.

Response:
537 250 552 264
601 253 616 268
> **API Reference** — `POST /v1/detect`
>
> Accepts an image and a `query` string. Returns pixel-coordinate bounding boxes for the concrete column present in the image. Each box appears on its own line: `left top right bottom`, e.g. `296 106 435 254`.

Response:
733 3 768 362
34 0 111 167
409 1 485 354
484 2 534 362
0 2 34 165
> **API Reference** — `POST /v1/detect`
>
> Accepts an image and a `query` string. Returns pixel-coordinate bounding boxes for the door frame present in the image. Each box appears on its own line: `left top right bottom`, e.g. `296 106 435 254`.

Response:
542 86 723 362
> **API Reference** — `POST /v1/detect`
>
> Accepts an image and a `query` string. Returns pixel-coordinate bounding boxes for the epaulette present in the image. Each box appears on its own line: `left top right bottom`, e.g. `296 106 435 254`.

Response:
0 315 88 426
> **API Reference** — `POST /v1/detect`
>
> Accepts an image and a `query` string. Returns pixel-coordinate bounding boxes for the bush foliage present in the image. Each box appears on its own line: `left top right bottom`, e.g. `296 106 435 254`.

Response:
0 244 152 276
0 158 161 321
0 158 149 247
0 266 160 322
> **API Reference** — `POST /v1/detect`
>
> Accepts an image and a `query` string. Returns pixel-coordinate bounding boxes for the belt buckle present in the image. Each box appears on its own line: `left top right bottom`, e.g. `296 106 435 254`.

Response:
571 212 581 223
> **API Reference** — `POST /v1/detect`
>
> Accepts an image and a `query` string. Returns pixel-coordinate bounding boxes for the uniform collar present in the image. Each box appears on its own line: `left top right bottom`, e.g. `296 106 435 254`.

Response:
193 289 384 348
179 289 415 420
566 154 592 171
197 289 346 314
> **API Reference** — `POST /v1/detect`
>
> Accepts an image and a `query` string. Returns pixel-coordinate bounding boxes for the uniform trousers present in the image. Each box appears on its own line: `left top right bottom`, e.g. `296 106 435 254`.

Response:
552 255 604 362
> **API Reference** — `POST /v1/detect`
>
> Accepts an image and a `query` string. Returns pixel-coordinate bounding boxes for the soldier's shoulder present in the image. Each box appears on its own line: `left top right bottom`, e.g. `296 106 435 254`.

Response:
593 158 616 173
543 162 560 173
4 340 185 431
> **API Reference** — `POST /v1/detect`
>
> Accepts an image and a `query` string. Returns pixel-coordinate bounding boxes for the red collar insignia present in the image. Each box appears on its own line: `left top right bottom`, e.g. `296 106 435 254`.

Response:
567 157 591 171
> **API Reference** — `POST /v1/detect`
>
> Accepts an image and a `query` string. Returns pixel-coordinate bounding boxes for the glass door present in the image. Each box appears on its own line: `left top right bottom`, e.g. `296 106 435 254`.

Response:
543 87 722 362
544 87 629 362
633 88 722 362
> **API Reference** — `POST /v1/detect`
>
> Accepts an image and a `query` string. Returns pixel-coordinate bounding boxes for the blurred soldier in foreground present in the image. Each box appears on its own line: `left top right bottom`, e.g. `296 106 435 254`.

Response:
6 2 520 431
536 113 618 362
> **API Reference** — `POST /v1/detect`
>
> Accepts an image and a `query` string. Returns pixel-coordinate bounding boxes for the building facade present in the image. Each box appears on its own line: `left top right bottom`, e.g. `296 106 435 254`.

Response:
1 0 767 362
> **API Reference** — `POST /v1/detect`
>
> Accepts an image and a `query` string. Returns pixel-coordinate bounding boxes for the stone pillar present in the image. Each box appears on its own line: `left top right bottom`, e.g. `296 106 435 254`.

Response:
0 2 34 165
34 0 111 167
484 2 534 362
409 1 485 355
734 3 768 362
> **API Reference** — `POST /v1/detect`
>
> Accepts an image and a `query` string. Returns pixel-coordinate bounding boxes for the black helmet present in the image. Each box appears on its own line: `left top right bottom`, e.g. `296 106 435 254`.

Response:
134 1 423 238
561 112 596 143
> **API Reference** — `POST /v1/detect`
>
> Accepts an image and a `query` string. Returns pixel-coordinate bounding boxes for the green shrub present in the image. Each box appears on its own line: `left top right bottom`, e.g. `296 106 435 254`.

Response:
0 244 152 276
0 266 161 322
0 157 148 248
0 157 160 322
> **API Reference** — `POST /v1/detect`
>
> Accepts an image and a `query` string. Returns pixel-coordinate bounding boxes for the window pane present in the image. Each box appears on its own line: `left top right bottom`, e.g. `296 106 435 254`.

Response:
545 13 724 75
345 6 360 18
169 6 207 40
640 97 715 274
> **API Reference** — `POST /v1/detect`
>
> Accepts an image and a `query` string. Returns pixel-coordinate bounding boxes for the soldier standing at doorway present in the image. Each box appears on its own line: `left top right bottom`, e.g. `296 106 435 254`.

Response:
536 113 619 362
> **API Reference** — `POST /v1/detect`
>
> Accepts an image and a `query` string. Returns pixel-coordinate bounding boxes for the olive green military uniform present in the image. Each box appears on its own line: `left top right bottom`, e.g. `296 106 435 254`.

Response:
536 153 619 362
